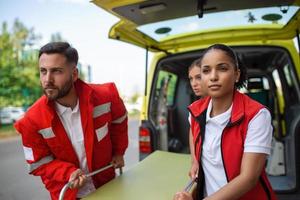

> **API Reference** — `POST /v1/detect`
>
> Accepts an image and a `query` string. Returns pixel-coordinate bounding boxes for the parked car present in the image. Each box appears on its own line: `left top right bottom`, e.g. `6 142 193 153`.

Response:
93 0 300 198
0 107 25 125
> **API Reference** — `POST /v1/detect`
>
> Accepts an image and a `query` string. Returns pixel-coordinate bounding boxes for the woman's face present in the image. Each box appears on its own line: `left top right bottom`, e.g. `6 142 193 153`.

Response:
189 66 204 97
200 49 240 99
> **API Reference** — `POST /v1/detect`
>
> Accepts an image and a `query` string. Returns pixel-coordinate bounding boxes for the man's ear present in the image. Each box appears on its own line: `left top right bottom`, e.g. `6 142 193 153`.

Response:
72 67 79 82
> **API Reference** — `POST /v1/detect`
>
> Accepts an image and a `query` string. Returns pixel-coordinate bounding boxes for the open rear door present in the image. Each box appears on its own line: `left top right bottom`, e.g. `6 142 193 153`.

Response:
92 0 300 52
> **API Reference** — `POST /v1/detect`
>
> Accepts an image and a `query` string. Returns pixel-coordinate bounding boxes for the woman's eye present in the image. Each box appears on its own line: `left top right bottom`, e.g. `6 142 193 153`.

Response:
202 69 209 73
219 65 228 71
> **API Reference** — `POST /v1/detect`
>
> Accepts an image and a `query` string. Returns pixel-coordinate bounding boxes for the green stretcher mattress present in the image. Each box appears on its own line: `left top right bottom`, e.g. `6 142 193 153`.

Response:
83 151 191 200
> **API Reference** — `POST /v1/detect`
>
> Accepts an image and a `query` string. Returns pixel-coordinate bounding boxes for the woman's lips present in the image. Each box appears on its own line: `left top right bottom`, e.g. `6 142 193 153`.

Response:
208 84 221 89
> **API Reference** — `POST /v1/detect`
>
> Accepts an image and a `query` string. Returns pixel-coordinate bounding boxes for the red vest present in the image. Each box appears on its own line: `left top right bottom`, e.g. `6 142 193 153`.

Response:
188 91 277 200
15 79 128 200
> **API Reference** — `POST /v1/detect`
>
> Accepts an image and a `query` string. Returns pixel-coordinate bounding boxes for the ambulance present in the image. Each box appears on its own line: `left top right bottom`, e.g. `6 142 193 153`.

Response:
92 1 300 198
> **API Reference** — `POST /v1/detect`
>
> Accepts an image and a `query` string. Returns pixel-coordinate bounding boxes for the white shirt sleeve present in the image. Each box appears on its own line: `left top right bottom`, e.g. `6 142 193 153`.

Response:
244 108 273 155
188 113 191 125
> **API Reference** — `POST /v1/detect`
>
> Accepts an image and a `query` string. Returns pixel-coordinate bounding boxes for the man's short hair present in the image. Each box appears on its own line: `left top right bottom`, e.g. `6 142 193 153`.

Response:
38 42 78 65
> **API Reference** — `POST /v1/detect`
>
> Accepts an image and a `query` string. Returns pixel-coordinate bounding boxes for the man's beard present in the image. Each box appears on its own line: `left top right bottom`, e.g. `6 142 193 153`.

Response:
43 77 74 101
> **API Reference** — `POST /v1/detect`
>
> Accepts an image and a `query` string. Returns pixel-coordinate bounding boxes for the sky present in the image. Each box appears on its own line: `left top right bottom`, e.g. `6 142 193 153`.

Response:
0 0 150 97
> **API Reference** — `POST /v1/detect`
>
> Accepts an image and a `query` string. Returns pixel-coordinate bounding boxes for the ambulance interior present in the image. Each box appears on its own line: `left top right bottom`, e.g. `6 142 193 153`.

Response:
148 46 300 195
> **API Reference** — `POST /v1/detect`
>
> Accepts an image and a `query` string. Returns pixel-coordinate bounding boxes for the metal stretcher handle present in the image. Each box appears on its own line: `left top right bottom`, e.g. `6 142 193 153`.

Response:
184 177 197 192
59 163 116 200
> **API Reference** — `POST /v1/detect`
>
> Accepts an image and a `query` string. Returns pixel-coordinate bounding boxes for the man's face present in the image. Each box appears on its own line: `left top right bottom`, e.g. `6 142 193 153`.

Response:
39 53 78 101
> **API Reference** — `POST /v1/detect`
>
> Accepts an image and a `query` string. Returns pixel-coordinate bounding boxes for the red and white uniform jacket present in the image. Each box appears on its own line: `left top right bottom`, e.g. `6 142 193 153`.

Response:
14 79 128 200
188 91 277 200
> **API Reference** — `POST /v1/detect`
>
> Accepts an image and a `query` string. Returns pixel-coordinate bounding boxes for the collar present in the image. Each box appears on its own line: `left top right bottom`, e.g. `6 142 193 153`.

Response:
55 99 79 116
188 90 244 125
206 99 233 126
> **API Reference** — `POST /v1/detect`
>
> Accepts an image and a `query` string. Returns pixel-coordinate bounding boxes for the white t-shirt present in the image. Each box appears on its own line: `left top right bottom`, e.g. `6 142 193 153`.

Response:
55 101 96 198
189 99 272 196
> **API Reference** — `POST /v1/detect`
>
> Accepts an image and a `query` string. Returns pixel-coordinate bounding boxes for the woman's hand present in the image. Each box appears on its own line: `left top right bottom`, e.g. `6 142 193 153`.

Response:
188 129 198 179
189 160 199 179
173 192 193 200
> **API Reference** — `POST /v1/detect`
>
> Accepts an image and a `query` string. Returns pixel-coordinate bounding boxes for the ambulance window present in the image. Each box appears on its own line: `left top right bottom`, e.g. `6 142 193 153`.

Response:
156 70 178 106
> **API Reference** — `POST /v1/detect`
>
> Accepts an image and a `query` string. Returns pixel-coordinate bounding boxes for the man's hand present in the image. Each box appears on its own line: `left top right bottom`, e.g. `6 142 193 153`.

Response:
112 155 124 168
173 192 193 200
68 169 87 189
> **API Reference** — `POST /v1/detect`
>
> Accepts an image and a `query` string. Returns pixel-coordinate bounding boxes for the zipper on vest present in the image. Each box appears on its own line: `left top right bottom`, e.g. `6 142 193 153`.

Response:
220 127 229 182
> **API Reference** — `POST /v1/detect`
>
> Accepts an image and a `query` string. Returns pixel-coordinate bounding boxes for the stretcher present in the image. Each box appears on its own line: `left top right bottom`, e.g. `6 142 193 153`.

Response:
83 151 192 200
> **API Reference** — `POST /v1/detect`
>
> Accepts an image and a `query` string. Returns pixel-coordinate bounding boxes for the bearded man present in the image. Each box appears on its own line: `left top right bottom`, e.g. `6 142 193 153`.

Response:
14 42 128 200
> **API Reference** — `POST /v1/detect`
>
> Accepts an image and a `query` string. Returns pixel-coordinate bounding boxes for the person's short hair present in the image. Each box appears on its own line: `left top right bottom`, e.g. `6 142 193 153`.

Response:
38 42 78 66
188 57 202 72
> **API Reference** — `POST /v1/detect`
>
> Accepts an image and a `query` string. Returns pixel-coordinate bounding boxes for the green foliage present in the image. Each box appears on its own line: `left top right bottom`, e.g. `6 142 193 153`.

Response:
0 124 17 138
129 92 140 104
50 32 65 42
0 19 42 108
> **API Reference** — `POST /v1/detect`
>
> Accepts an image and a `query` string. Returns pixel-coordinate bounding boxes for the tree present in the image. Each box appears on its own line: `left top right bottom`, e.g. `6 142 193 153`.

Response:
0 19 41 108
50 32 65 42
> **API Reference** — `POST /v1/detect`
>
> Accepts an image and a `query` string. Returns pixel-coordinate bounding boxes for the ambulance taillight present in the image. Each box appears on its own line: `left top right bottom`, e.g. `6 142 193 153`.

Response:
139 126 151 153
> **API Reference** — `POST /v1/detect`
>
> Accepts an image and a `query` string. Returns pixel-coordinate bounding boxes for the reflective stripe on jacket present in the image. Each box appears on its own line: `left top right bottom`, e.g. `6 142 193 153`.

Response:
188 91 277 200
14 79 128 200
